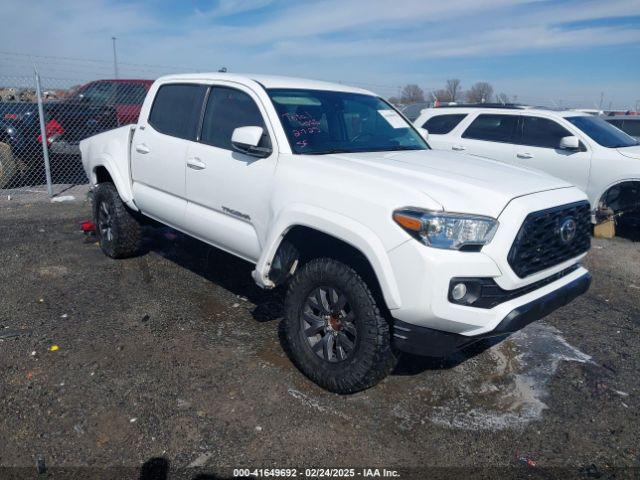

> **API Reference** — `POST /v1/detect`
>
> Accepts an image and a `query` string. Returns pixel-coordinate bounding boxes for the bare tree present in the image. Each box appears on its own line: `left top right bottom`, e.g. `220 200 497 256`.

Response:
387 96 401 106
432 89 451 103
446 79 462 102
466 82 494 103
496 92 511 104
400 84 425 104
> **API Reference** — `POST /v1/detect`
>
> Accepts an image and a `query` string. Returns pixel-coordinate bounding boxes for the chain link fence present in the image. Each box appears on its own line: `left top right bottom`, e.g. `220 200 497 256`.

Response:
0 69 152 198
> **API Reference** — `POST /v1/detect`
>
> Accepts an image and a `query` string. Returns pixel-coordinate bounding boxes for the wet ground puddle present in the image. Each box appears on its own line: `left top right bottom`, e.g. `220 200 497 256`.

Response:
398 322 594 430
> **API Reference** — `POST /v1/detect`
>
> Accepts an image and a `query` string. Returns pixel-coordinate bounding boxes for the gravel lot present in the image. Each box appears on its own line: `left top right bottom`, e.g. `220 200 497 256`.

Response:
0 196 639 479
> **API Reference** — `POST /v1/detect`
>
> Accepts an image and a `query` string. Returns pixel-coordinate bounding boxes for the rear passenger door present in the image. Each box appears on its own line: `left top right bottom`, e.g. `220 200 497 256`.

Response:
131 83 207 229
513 115 591 191
457 113 520 162
184 84 277 262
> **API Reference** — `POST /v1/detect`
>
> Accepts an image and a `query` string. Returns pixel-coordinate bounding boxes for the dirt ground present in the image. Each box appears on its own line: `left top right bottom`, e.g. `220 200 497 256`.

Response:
0 196 638 479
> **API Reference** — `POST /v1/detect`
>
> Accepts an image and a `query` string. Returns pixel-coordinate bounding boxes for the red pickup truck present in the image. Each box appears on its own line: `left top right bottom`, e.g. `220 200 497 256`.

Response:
46 79 153 156
69 79 153 125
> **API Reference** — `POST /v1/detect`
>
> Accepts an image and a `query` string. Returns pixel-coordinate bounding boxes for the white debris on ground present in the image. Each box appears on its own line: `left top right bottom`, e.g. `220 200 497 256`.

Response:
428 322 593 430
287 387 351 420
51 195 76 203
187 452 214 468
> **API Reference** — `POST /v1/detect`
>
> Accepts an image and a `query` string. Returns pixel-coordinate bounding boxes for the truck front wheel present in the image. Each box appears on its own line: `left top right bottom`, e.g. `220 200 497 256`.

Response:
284 258 397 393
93 182 142 259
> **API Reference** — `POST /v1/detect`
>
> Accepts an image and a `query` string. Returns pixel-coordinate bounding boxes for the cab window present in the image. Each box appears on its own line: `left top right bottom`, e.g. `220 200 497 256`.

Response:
200 87 270 151
148 84 207 140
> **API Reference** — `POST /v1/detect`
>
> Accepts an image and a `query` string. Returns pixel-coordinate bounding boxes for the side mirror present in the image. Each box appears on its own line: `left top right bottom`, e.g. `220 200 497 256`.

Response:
559 135 579 150
418 127 429 142
231 126 272 158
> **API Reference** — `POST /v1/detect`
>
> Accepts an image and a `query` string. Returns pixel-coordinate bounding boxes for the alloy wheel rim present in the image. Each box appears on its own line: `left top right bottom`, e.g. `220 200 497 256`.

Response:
301 286 357 363
98 201 113 243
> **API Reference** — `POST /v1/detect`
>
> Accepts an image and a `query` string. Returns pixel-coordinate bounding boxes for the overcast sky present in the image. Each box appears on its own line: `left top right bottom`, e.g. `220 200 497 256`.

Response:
1 0 639 108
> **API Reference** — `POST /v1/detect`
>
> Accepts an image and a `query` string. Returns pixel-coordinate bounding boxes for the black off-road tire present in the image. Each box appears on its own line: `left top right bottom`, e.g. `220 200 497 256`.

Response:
284 258 397 393
93 182 143 258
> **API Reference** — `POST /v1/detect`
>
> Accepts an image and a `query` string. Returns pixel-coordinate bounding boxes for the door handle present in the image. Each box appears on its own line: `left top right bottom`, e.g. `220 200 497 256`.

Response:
186 157 206 170
517 152 533 159
135 143 150 154
452 145 466 151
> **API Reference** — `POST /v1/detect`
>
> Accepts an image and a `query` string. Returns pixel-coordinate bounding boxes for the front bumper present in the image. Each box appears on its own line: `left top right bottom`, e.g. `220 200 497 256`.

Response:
386 188 591 336
393 271 591 357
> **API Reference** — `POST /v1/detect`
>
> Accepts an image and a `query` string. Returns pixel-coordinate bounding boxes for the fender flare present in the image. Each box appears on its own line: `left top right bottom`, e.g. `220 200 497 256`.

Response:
90 158 138 211
83 124 138 211
252 204 403 310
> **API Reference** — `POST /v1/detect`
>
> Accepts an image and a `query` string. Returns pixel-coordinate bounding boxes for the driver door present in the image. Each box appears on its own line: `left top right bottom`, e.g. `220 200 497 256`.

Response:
184 84 276 262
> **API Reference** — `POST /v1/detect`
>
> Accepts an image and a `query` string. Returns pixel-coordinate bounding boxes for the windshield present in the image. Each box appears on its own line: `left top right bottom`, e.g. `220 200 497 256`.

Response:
565 115 638 148
75 82 114 104
267 89 428 154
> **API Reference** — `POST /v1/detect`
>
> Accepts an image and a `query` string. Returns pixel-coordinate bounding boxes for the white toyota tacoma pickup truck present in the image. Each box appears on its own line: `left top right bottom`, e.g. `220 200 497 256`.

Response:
80 73 592 393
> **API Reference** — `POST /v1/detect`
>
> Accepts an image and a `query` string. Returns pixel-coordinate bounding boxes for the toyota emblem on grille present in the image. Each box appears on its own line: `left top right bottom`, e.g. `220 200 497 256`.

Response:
559 217 577 243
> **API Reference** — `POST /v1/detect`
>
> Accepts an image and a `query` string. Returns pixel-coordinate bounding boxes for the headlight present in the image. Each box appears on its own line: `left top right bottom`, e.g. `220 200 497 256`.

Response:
393 209 498 250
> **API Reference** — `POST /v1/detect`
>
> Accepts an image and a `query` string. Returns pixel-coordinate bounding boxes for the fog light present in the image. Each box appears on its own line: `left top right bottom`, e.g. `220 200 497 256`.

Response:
451 283 467 301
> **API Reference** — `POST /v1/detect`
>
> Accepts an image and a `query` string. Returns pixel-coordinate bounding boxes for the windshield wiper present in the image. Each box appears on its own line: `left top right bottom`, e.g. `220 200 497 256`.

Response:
370 146 424 152
303 148 357 155
302 146 425 155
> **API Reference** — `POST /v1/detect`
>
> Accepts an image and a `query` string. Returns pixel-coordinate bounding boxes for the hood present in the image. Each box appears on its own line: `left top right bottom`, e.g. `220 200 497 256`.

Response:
618 145 640 160
315 149 572 218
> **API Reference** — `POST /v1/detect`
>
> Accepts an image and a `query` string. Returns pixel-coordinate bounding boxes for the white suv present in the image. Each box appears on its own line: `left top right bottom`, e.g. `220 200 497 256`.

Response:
80 75 592 393
414 107 640 222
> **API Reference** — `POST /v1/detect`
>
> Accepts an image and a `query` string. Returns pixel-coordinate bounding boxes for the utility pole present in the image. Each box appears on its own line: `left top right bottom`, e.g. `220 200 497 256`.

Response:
599 92 604 110
112 36 119 79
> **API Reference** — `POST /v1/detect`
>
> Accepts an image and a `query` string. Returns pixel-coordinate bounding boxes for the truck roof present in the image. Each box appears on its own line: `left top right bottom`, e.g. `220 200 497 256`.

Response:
155 73 375 96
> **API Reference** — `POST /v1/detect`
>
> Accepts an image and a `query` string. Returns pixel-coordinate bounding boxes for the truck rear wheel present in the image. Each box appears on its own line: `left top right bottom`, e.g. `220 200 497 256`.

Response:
284 258 397 393
93 182 142 258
